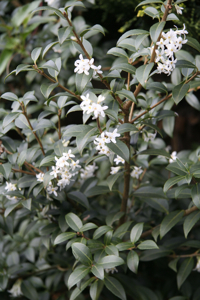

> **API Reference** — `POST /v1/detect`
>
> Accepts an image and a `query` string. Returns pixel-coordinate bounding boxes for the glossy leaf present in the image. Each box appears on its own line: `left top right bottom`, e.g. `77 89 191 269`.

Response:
65 213 83 231
107 140 129 163
104 277 126 300
130 223 144 243
127 250 139 273
160 210 184 238
72 243 93 266
54 232 76 245
177 258 194 289
68 266 90 289
172 82 190 104
150 21 165 43
136 63 154 87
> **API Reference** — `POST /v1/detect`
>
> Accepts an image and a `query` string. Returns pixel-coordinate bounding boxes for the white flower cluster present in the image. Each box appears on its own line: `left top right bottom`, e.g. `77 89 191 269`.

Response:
94 129 120 157
110 155 125 174
4 182 20 201
175 4 184 15
80 93 108 120
74 54 102 77
80 163 98 181
131 166 143 179
36 150 81 197
143 132 157 142
155 25 188 75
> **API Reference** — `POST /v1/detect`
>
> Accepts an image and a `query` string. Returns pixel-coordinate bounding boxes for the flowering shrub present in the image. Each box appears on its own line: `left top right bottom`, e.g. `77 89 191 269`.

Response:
1 0 200 299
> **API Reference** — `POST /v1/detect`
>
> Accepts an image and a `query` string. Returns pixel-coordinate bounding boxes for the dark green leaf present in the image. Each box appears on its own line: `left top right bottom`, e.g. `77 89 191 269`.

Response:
136 63 154 87
176 60 196 69
127 250 139 273
117 29 149 45
107 173 122 191
160 210 184 238
107 47 128 59
136 0 163 8
138 240 159 250
150 21 166 43
72 243 92 266
183 211 200 238
111 63 136 74
115 89 136 103
91 264 104 280
40 82 58 99
130 223 144 243
187 37 200 53
65 213 83 231
107 140 129 163
68 266 90 289
172 82 190 104
93 226 113 239
191 184 200 209
31 47 42 64
177 258 194 289
163 176 186 193
104 277 126 300
21 280 39 300
58 26 71 44
68 191 90 209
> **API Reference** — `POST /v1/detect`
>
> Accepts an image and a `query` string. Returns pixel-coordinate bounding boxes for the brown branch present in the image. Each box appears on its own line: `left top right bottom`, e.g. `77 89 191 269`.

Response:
33 65 81 101
169 251 200 259
141 205 200 239
12 168 36 175
130 71 200 124
63 12 127 114
21 103 45 156
58 109 62 139
24 161 43 174
96 117 102 134
124 0 173 111
119 114 130 225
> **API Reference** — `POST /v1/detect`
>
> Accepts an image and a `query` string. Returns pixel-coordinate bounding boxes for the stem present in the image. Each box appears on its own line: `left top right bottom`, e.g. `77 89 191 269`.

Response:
119 114 130 225
96 117 102 134
130 71 200 124
63 12 127 114
124 0 173 111
141 205 199 239
21 103 45 156
33 65 81 101
12 168 36 175
169 251 200 258
24 161 43 174
58 109 62 139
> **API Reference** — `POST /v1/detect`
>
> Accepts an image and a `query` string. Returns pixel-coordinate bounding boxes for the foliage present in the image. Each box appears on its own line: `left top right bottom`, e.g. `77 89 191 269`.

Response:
1 0 200 300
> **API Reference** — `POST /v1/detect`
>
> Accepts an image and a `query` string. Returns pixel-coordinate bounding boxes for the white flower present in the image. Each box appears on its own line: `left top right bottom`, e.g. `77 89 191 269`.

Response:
36 173 44 182
175 4 184 15
110 166 121 175
8 279 23 297
47 184 58 196
63 149 75 159
97 95 105 104
143 132 157 142
131 166 143 179
80 164 98 180
169 151 177 163
5 182 17 191
106 129 120 143
91 65 103 76
70 160 81 171
194 258 200 272
114 155 125 165
105 267 118 274
50 166 59 178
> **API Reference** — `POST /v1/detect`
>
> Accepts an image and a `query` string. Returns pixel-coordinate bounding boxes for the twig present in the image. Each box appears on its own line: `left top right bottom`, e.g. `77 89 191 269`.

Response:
96 117 102 134
12 168 36 175
58 109 62 139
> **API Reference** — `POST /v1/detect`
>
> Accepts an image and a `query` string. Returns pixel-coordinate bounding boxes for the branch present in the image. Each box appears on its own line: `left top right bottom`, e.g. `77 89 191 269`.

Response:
124 0 173 111
12 168 36 175
58 109 62 139
130 71 200 124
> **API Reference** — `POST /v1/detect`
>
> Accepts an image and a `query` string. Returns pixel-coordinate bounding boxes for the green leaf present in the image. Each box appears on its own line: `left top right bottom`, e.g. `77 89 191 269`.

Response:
79 223 98 232
68 266 90 289
91 264 104 280
183 211 200 238
12 0 40 27
146 82 168 94
138 240 159 250
64 125 91 137
107 140 129 163
65 213 83 231
117 29 149 45
116 242 134 251
177 258 194 289
168 258 179 272
140 248 171 261
70 278 94 300
76 127 97 155
160 210 184 238
76 69 93 94
142 198 169 213
185 93 200 111
139 148 171 159
54 140 64 157
31 47 42 64
65 1 85 9
58 26 71 44
172 82 190 105
150 21 166 43
107 173 122 191
33 6 66 20
21 198 32 210
105 245 119 256
42 41 59 58
0 162 12 179
90 280 104 300
17 150 27 167
113 221 132 239
176 60 196 69
134 186 166 199
15 114 30 129
187 37 200 53
117 38 136 52
72 243 92 266
93 226 113 239
0 50 12 76
107 47 128 59
106 212 124 226
115 89 136 103
163 116 175 137
104 277 126 300
4 202 20 217
111 63 136 74
191 184 200 209
130 223 144 243
127 250 139 273
16 64 32 75
136 0 163 8
1 92 18 102
169 297 187 300
40 82 58 99
117 124 138 134
98 255 124 269
41 60 59 72
39 155 55 167
142 121 163 137
85 185 110 197
54 232 76 245
21 280 39 300
163 175 186 193
68 191 90 209
136 63 154 87
135 33 149 50
34 119 56 131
